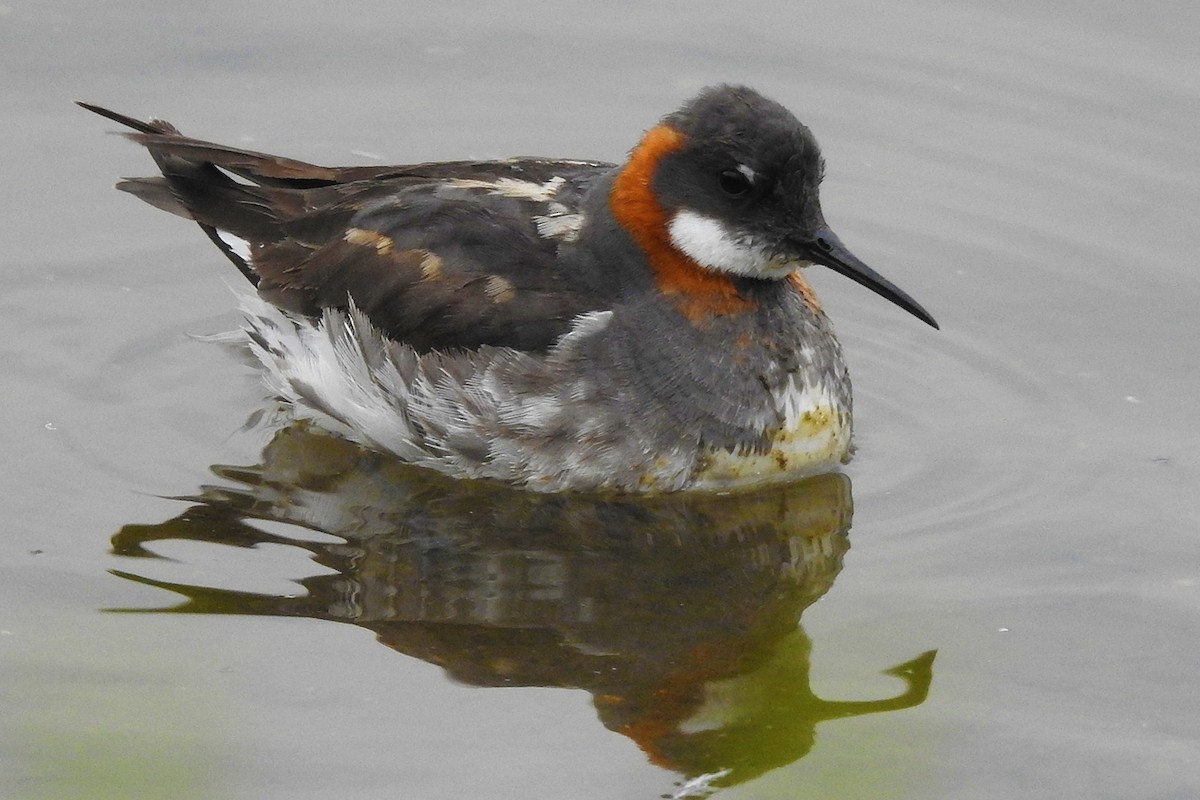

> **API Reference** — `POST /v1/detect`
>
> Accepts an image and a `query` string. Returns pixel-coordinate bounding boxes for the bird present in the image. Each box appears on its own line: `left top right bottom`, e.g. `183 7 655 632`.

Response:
80 85 937 494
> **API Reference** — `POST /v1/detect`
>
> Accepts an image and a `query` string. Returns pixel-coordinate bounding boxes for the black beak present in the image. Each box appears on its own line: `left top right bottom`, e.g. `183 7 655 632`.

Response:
800 226 939 329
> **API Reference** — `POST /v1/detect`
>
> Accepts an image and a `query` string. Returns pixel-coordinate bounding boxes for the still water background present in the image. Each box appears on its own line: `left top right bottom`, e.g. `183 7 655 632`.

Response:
3 1 1198 798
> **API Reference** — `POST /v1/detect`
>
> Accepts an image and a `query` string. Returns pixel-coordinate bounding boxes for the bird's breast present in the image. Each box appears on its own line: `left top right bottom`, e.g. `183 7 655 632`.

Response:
687 371 852 490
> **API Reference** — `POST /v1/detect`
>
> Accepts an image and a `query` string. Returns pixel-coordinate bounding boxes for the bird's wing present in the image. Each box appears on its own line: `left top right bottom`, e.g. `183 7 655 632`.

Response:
81 102 616 352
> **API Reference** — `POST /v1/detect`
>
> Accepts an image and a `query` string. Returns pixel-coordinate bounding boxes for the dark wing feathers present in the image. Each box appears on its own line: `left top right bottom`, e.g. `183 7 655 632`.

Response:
80 101 616 352
113 176 191 219
122 132 342 187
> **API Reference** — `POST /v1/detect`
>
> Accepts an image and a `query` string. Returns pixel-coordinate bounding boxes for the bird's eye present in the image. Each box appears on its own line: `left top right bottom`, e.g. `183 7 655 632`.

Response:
718 168 752 198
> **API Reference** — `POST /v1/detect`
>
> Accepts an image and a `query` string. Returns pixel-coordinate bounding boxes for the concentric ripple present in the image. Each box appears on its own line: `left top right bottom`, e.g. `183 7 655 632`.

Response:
830 297 1106 538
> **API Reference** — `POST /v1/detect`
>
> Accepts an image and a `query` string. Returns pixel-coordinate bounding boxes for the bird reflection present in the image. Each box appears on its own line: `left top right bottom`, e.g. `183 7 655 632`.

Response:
110 424 934 793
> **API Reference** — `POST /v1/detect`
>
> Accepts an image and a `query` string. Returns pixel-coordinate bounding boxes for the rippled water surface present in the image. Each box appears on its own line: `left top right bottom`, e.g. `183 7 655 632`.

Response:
4 2 1198 798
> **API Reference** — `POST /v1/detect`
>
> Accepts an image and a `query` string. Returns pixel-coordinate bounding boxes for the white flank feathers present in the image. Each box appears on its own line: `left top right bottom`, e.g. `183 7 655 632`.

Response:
215 229 252 262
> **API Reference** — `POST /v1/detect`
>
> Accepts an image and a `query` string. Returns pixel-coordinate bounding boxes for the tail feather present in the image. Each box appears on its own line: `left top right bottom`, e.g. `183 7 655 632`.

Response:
78 101 334 286
123 132 340 188
75 101 178 136
113 176 191 219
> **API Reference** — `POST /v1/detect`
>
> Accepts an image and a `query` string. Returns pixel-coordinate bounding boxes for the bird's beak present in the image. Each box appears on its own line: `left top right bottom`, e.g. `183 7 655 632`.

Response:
799 226 939 329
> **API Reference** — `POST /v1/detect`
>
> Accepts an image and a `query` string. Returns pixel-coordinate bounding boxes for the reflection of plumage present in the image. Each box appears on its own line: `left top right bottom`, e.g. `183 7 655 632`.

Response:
112 425 934 791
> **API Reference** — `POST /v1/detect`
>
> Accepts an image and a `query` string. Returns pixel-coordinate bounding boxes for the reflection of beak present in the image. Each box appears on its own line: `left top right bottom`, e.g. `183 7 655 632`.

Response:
798 226 939 329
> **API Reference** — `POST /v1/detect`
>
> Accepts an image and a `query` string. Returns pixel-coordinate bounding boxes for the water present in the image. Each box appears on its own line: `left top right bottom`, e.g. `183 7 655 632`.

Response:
3 1 1199 798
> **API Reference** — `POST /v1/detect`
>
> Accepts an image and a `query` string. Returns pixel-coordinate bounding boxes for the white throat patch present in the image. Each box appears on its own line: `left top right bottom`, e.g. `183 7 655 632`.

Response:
667 209 800 279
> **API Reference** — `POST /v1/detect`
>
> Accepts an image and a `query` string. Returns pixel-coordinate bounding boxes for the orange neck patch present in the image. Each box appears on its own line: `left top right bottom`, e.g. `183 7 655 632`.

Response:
610 125 754 321
787 271 823 314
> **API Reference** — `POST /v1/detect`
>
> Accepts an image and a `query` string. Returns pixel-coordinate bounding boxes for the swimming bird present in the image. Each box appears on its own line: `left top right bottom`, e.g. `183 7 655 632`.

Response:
80 85 936 493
